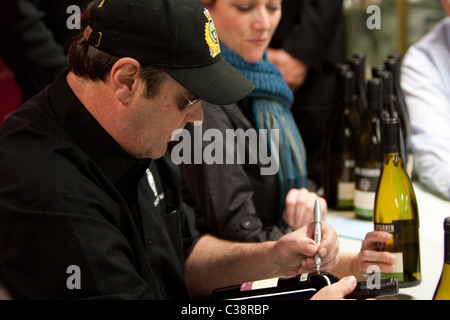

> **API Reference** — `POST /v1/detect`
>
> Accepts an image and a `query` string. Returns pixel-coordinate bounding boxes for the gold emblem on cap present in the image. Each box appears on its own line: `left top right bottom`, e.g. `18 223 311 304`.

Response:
98 0 106 8
203 9 220 58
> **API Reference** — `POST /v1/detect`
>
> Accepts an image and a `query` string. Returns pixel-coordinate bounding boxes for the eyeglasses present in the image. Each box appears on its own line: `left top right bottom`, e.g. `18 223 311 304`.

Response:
164 73 202 111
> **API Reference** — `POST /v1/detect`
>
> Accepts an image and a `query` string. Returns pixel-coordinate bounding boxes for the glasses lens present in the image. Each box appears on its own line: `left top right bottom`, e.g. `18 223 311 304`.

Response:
164 73 202 111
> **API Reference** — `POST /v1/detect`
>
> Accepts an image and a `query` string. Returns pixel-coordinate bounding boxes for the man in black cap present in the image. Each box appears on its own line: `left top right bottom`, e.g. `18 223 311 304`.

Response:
0 0 353 299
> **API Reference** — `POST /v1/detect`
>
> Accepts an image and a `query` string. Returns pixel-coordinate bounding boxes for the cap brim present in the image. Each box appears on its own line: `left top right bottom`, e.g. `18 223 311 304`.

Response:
163 57 254 106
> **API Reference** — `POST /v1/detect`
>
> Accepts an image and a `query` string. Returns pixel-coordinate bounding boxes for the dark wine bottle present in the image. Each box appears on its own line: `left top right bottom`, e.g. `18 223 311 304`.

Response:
331 63 350 106
211 272 399 300
354 78 383 220
433 217 450 300
349 54 368 131
371 65 385 79
323 70 359 210
374 118 421 288
378 70 398 120
385 55 412 163
385 54 409 124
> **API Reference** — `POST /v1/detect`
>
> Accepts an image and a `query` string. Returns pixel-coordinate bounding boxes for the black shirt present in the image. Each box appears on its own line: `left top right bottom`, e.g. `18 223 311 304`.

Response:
0 72 200 299
175 101 283 242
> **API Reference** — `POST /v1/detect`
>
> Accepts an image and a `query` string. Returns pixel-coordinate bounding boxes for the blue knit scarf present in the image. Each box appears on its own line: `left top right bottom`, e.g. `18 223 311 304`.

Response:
220 45 308 224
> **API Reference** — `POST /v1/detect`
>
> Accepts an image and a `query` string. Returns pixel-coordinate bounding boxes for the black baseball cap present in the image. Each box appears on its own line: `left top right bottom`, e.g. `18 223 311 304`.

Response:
84 0 254 105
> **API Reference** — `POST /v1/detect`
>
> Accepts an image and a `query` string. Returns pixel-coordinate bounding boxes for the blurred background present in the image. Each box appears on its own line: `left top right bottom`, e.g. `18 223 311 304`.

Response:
344 0 445 68
0 0 446 124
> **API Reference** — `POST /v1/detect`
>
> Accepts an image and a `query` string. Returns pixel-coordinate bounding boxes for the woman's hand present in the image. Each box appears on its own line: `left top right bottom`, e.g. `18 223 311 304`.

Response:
356 231 396 277
283 188 327 230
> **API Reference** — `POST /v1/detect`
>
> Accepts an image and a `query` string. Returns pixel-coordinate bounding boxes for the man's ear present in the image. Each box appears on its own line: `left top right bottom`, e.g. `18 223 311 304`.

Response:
110 58 141 104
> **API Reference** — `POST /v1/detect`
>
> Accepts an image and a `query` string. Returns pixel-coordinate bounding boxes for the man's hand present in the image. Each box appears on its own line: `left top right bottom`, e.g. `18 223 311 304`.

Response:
311 276 357 300
272 221 339 276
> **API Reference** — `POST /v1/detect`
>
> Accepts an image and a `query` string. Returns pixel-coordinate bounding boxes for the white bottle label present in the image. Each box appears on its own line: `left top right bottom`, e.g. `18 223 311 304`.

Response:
240 277 279 291
354 189 376 218
338 182 355 200
391 252 404 274
299 273 309 282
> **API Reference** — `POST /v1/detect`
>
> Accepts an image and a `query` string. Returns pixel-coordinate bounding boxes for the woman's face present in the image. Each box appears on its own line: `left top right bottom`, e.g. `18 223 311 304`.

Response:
207 0 282 63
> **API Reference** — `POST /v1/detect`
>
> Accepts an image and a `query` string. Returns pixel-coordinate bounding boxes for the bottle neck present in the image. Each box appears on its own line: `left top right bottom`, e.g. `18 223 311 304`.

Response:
381 119 402 153
383 134 402 155
343 75 355 104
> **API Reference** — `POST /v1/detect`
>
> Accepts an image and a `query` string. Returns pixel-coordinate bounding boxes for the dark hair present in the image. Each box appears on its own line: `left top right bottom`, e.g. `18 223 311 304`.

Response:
67 4 165 98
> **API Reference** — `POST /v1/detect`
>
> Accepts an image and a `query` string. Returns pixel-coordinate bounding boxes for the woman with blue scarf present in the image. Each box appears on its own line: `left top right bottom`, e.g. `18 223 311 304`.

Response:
175 0 326 242
174 0 396 288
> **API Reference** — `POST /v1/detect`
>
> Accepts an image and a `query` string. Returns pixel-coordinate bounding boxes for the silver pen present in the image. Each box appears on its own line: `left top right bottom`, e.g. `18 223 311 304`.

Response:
314 199 322 273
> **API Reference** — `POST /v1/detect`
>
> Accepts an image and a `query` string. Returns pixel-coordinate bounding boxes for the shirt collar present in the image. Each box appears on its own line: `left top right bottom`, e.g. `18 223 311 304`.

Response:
47 71 150 183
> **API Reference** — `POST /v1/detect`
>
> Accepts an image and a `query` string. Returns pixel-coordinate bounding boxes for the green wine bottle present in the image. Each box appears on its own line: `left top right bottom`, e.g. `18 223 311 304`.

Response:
323 70 359 210
349 53 368 133
433 217 450 299
354 78 383 220
373 118 421 288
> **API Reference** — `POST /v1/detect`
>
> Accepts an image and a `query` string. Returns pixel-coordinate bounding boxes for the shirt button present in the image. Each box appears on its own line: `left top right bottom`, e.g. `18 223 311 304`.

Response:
147 235 152 246
241 218 253 230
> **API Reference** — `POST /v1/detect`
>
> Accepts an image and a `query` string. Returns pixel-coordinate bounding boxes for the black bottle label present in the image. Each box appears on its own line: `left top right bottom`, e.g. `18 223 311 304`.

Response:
374 220 421 286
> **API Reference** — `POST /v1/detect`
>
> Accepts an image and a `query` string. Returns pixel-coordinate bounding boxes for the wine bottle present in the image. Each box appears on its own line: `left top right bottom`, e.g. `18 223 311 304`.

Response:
433 217 450 300
374 118 421 288
211 272 399 300
378 70 398 120
371 65 385 79
354 78 383 220
385 55 412 164
377 70 410 163
331 63 350 107
385 54 409 124
323 70 359 210
349 54 368 131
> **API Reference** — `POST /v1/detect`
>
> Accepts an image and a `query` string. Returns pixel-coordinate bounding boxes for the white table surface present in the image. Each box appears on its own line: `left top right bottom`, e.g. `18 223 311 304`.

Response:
327 183 450 300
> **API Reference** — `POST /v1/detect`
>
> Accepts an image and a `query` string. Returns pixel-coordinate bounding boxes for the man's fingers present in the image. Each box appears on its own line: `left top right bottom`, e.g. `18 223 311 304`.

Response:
311 276 357 300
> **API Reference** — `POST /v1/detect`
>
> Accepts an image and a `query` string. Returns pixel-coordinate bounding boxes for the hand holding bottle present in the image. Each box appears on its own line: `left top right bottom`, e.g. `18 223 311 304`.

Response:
356 231 396 276
310 276 357 300
373 118 421 287
272 221 339 276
